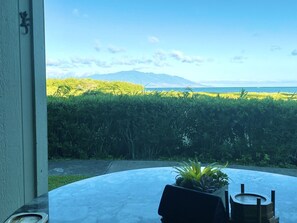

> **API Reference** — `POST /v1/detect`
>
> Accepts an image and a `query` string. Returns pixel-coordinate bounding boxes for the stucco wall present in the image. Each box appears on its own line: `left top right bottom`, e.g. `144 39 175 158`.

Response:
0 0 48 221
0 1 25 221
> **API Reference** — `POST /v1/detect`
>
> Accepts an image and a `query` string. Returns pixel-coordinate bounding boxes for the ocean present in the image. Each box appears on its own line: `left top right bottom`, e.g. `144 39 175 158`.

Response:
145 87 297 93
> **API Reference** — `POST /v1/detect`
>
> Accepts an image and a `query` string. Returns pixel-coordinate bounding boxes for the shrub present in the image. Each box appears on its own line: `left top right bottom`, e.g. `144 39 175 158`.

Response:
47 90 297 166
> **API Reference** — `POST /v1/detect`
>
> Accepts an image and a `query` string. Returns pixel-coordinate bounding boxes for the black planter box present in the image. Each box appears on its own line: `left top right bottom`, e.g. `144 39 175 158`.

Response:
158 184 228 223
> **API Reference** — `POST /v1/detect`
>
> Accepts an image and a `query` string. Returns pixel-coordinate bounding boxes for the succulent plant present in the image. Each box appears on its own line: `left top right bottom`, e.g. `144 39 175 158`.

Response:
174 159 228 193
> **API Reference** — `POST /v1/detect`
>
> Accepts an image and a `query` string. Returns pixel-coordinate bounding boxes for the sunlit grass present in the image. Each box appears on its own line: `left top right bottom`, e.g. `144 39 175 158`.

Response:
48 175 89 191
145 90 297 100
47 78 297 100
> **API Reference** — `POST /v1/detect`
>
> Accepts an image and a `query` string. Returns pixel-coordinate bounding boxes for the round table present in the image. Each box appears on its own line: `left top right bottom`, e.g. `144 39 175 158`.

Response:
48 167 297 222
9 167 297 222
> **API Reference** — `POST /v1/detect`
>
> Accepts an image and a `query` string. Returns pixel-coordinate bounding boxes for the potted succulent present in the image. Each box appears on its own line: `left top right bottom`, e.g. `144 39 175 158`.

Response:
158 160 229 223
174 160 229 200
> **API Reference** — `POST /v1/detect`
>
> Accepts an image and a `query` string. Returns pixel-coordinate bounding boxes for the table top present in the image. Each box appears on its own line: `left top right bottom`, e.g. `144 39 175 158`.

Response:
11 167 297 223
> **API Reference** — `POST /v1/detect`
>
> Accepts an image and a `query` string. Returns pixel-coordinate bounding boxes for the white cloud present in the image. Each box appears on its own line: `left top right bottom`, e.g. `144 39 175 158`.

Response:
154 50 167 60
46 48 207 78
170 50 203 64
152 50 169 67
93 60 109 68
107 45 126 54
270 45 281 51
111 57 153 66
46 58 73 68
72 9 79 16
72 8 88 18
46 55 164 77
46 57 112 78
148 36 160 43
170 50 186 61
230 56 247 63
70 57 110 68
93 41 125 53
94 40 102 52
71 57 94 65
153 60 170 67
291 49 297 56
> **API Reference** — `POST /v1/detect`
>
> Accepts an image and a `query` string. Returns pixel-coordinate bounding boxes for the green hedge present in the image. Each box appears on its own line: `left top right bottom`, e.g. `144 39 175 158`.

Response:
48 94 297 166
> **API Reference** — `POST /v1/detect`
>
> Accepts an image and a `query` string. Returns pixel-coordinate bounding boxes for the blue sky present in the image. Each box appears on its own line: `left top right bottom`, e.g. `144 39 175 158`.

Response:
45 0 297 86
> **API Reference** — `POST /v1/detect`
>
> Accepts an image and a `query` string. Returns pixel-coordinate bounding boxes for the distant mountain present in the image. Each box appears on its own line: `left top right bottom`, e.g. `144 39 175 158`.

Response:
87 71 204 88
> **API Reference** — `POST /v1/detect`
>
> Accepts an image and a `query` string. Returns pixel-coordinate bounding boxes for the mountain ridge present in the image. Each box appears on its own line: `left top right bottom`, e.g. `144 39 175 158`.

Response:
87 70 204 88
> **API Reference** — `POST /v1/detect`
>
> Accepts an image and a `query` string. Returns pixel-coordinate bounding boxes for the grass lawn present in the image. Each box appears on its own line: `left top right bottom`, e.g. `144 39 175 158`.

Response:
48 175 89 191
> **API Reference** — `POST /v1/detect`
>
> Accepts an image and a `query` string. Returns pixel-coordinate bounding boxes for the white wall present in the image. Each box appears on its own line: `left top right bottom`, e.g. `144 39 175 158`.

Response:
0 0 48 221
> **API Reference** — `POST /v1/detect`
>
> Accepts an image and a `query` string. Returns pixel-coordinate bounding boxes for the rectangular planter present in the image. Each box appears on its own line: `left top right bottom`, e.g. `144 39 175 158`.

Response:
158 184 228 223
